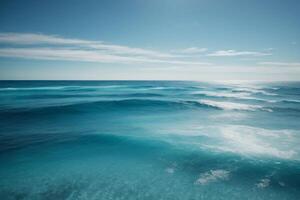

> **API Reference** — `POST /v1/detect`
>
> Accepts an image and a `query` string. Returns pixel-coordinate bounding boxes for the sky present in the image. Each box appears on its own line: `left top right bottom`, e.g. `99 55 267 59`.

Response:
0 0 299 81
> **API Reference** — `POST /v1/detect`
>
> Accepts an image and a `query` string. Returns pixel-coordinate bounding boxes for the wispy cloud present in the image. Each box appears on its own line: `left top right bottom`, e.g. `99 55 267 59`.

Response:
0 33 174 58
207 50 271 57
0 33 211 66
259 62 300 67
0 33 88 45
0 47 211 66
174 47 207 54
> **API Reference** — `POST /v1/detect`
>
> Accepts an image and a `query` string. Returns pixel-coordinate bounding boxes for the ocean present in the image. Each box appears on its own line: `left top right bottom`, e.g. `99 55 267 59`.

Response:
0 81 299 200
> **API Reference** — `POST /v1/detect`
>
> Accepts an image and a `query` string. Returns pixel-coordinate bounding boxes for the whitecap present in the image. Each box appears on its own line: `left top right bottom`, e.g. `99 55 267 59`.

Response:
198 99 272 112
192 91 252 99
232 88 277 96
195 169 230 185
193 90 277 103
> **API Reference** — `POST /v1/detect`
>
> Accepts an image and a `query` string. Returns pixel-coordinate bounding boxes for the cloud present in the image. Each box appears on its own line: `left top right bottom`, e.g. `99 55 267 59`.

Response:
259 62 300 67
0 47 213 66
207 50 271 57
0 33 87 45
0 33 211 66
0 33 174 58
174 47 207 54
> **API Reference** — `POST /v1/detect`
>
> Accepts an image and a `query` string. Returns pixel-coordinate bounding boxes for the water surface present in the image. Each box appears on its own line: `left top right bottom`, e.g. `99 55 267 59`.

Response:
0 81 300 200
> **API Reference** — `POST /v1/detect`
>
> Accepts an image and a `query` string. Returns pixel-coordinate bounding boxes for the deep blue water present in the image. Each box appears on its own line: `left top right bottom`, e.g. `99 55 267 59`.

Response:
0 81 300 200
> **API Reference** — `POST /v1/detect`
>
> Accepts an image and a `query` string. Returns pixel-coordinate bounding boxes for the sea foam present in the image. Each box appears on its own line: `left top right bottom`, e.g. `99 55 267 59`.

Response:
195 170 230 185
201 125 298 159
198 99 272 112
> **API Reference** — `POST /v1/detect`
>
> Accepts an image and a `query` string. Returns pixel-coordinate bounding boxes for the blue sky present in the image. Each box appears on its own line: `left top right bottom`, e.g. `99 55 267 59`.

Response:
0 0 299 81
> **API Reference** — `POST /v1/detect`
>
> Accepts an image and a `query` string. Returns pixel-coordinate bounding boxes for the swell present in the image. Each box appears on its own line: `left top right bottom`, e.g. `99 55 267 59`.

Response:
0 98 279 118
0 85 188 92
0 132 81 153
1 97 299 119
0 99 191 116
0 85 128 91
14 93 165 100
0 132 171 158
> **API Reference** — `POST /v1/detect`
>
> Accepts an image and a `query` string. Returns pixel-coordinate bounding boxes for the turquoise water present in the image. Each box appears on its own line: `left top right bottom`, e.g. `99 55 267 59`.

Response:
0 81 300 200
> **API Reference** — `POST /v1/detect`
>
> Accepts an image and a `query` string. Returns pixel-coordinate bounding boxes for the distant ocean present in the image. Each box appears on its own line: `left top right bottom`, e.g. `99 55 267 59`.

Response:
0 81 300 200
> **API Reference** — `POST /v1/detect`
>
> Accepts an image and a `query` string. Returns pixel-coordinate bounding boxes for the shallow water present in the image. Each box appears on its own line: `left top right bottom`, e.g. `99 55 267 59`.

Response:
0 81 300 200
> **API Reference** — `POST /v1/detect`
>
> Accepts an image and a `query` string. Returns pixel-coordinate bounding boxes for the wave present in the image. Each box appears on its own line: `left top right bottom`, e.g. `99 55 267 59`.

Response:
0 85 193 91
15 93 165 99
192 91 251 99
231 88 277 96
0 86 70 91
0 85 128 91
280 99 300 104
192 91 284 104
0 98 276 115
0 132 80 152
0 99 191 115
197 99 272 112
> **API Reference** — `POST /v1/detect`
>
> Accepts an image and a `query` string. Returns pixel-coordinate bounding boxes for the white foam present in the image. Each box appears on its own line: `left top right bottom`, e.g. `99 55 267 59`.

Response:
195 170 230 185
193 90 277 103
232 88 277 96
192 91 252 99
256 178 270 188
202 125 298 159
198 99 272 112
282 99 300 103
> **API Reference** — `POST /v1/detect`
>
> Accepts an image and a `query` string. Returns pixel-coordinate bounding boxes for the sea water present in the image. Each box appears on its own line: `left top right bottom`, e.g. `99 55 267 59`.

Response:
0 81 299 200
